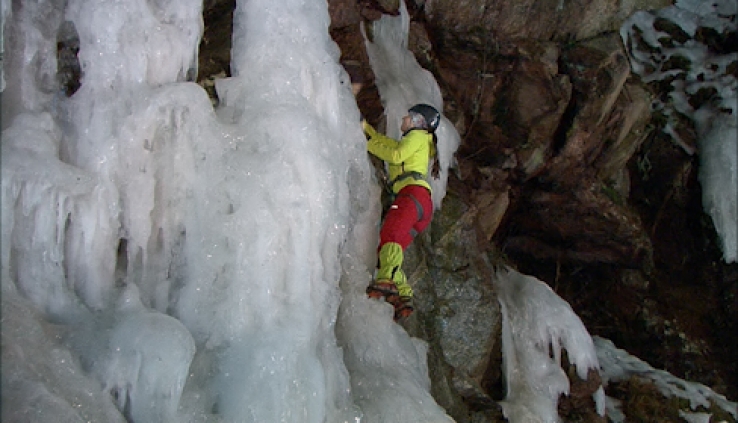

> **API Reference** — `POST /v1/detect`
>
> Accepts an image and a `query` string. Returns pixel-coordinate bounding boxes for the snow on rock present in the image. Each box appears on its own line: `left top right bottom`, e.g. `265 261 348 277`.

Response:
595 336 738 421
621 0 737 263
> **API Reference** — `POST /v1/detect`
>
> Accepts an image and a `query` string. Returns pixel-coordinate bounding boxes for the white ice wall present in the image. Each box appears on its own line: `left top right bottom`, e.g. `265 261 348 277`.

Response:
1 0 455 422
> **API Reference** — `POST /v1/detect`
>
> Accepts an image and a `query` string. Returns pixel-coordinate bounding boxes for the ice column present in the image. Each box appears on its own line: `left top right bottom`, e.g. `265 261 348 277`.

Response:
2 0 201 421
172 0 363 421
495 267 605 423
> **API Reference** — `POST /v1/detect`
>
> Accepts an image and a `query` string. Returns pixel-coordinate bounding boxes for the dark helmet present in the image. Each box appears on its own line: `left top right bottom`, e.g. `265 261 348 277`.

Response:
408 103 441 132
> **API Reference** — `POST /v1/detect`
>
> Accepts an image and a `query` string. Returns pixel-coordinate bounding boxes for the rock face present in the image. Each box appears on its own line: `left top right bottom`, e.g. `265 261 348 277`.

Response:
404 190 504 420
198 0 737 421
423 0 670 41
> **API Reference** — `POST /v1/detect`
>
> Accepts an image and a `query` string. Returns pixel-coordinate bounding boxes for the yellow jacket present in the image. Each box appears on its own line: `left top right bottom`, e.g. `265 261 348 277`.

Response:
364 120 435 194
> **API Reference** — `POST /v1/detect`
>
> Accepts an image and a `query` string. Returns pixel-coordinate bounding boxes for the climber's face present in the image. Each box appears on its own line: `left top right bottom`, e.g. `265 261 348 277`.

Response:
401 115 412 132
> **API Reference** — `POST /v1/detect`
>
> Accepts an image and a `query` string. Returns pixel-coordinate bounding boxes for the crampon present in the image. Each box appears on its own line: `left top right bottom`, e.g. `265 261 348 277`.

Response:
366 280 399 304
393 297 414 321
366 281 414 321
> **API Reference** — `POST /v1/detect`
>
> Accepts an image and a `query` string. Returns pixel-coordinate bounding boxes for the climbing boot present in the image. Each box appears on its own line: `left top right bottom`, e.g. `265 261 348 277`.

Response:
366 280 399 304
393 296 414 321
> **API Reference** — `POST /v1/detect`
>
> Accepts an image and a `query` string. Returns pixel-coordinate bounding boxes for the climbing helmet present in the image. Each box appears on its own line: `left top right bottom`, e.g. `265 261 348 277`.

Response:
408 103 441 132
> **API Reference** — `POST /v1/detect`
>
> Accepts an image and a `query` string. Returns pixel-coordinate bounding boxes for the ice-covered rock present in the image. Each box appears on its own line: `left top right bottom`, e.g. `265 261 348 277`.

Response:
621 0 737 263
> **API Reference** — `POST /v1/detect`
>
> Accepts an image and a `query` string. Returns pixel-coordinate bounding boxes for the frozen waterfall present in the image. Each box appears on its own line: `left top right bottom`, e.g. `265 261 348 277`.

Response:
3 0 734 422
1 0 455 421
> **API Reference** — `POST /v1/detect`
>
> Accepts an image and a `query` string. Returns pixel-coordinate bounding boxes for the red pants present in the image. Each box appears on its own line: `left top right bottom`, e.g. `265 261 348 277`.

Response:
379 185 433 250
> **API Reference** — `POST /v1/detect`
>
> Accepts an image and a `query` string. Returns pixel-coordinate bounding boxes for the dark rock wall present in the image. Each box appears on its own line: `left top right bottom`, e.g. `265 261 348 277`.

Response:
197 0 737 421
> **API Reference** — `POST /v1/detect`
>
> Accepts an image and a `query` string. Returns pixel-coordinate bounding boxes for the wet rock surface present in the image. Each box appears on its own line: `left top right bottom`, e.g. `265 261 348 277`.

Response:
198 0 737 421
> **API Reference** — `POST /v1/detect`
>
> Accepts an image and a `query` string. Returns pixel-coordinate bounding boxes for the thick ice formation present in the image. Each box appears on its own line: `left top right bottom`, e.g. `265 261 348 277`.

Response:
1 0 456 421
7 0 729 421
621 0 737 263
0 0 7 91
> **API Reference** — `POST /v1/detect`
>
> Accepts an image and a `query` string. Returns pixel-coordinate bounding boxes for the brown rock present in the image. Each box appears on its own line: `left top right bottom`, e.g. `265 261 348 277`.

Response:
558 355 607 423
595 82 652 184
328 0 361 29
425 0 665 43
505 180 652 267
545 33 636 181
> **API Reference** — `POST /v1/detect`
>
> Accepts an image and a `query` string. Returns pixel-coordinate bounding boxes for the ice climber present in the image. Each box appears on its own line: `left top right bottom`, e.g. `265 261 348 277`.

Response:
363 103 441 320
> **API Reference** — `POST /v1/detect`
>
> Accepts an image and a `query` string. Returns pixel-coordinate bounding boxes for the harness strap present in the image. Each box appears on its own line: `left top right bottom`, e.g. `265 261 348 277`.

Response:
389 171 425 191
